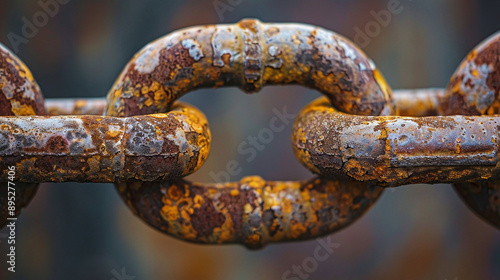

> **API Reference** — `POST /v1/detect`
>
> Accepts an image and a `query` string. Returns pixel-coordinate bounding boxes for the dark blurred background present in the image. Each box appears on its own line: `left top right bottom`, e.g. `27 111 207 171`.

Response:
1 0 500 279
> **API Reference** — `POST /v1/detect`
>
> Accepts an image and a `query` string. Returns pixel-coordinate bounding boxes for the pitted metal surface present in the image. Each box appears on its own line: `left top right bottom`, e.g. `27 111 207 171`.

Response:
0 102 211 183
439 31 500 228
292 96 500 186
105 18 394 117
110 19 391 247
0 43 45 116
116 176 382 249
440 31 500 115
0 44 43 227
1 20 500 242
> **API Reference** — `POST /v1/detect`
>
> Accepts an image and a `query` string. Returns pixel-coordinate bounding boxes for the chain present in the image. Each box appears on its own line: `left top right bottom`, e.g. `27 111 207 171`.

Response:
0 19 499 248
440 33 500 229
0 44 42 227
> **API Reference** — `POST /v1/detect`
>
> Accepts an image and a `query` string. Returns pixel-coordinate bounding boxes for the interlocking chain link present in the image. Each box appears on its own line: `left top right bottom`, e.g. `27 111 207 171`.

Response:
293 97 500 185
442 33 500 228
106 19 389 248
104 19 394 117
1 19 499 247
0 43 44 227
0 103 210 182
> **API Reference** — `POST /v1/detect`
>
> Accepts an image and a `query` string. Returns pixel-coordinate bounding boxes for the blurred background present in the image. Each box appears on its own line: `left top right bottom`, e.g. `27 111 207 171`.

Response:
1 0 500 279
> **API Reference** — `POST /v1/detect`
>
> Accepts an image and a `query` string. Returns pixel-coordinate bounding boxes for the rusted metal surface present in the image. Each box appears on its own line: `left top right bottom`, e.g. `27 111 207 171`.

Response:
0 43 45 116
288 29 500 227
116 176 382 249
439 31 500 115
393 88 445 117
47 88 434 118
46 98 106 115
110 19 393 247
2 89 454 186
293 96 500 186
1 19 498 239
105 18 394 117
46 88 441 117
441 31 500 228
0 102 210 183
0 44 43 227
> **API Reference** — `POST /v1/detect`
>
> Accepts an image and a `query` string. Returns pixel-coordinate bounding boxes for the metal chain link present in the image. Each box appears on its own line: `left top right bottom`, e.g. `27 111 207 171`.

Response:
0 43 44 228
0 19 499 248
106 19 390 248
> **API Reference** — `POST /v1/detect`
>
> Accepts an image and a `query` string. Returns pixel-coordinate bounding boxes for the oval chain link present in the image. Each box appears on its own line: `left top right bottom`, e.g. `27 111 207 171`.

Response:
0 19 499 246
0 43 44 227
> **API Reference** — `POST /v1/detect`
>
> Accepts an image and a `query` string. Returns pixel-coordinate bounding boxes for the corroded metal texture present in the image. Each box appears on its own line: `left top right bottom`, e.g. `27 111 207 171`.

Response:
440 31 500 228
116 176 383 249
105 18 394 117
393 88 445 117
0 43 45 116
2 19 498 240
0 102 211 183
46 98 106 115
440 31 500 115
292 97 500 186
48 88 437 118
110 19 391 247
0 43 43 227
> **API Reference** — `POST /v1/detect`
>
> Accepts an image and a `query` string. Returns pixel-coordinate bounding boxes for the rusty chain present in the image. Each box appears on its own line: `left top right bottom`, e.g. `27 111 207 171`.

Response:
0 19 499 248
0 43 44 227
